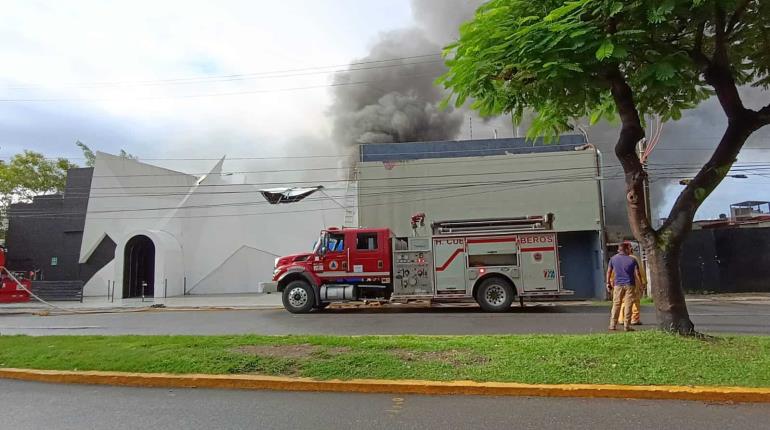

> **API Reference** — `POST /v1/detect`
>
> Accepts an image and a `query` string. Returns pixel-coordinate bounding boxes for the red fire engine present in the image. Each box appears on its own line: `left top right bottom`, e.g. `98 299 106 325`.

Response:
0 246 32 303
265 214 573 313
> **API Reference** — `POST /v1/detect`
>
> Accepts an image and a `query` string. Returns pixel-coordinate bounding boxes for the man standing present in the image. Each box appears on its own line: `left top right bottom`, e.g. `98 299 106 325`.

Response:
606 242 643 331
618 245 646 326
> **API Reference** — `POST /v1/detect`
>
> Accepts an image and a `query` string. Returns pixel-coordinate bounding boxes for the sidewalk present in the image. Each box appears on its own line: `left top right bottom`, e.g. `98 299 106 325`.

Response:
0 292 284 314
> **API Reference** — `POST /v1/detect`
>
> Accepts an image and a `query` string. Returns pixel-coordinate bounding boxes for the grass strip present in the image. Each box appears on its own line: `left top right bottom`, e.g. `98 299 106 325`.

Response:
0 331 768 387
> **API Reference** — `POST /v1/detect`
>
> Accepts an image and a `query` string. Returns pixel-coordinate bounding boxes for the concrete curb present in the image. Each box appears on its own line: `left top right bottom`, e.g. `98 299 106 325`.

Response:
1 368 769 403
0 305 285 316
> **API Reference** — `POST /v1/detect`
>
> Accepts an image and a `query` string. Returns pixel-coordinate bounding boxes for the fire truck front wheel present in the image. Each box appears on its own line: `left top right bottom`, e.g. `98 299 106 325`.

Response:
282 280 315 314
476 277 515 312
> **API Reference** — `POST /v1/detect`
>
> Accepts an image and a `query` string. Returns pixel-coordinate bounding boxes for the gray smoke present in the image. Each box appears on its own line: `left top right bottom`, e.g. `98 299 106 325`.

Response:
330 0 769 239
330 27 463 146
329 1 489 147
587 86 770 240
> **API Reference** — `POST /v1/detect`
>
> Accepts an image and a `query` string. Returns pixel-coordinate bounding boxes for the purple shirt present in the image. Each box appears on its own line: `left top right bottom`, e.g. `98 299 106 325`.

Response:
609 253 638 286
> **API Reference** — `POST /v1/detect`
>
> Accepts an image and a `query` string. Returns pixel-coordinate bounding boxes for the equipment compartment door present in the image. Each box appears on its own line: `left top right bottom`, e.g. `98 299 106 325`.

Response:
518 233 559 291
433 238 467 293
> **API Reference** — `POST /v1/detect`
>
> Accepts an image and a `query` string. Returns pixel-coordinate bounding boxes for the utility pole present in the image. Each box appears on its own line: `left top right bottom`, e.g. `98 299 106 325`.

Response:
638 138 653 297
469 117 473 140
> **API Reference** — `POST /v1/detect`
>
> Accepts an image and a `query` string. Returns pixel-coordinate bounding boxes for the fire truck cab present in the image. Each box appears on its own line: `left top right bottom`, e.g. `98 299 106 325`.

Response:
267 214 573 313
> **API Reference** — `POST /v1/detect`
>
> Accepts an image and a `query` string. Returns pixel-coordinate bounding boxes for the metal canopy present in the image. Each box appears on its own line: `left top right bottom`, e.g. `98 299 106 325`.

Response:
259 186 324 204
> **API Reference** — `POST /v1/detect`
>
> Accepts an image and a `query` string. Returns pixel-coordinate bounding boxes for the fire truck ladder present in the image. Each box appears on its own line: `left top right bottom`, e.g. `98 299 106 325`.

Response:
432 214 554 235
343 177 357 227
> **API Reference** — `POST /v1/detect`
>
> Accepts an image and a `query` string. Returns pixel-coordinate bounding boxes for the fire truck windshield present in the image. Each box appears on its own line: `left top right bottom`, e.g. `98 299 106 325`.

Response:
313 232 327 255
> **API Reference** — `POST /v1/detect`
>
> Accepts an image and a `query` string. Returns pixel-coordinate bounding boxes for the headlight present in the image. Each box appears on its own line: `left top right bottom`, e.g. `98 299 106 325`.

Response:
274 257 280 268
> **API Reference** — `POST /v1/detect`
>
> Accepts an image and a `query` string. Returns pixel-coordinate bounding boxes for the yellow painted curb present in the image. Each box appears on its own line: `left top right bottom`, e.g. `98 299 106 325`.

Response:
1 368 768 403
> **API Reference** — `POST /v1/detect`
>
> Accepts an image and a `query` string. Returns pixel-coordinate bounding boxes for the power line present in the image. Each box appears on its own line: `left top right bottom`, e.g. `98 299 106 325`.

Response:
4 53 443 90
4 141 770 162
9 166 631 216
12 167 770 218
0 71 443 103
7 177 607 220
8 173 619 215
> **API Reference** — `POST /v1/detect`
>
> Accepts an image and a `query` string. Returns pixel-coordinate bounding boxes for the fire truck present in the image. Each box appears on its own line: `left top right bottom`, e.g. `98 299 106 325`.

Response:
265 214 574 313
0 246 32 303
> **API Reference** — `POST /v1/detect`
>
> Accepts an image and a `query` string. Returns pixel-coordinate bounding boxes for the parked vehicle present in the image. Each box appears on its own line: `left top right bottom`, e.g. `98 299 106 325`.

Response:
264 214 573 313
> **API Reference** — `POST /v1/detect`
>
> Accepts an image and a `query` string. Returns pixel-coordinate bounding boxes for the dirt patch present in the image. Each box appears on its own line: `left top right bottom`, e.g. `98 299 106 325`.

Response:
390 348 490 367
233 344 350 359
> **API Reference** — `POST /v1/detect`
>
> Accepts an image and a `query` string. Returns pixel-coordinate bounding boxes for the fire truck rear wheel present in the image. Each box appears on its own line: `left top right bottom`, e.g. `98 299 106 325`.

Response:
476 277 514 312
282 280 315 314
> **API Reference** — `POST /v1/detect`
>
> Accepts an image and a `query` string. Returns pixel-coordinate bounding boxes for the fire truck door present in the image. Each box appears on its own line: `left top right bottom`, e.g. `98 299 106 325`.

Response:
433 238 467 293
519 233 559 291
323 232 347 273
350 231 385 274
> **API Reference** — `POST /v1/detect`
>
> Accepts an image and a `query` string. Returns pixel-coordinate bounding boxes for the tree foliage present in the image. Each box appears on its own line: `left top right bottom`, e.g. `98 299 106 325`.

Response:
76 141 137 167
0 151 78 239
76 140 96 167
440 0 769 334
439 0 769 138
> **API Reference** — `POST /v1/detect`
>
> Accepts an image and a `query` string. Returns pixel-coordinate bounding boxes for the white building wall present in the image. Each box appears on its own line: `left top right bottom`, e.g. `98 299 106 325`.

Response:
357 149 603 236
80 152 348 298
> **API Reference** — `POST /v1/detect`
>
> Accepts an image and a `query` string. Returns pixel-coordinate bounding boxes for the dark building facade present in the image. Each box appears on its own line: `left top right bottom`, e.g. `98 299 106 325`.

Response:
681 224 770 293
5 167 113 282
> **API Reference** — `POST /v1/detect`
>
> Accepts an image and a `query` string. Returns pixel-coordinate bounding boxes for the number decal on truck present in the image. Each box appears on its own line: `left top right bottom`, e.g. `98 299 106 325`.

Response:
543 269 555 280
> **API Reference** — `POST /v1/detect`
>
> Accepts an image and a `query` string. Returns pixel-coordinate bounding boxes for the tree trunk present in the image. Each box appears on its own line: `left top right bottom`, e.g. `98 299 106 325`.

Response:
645 242 695 335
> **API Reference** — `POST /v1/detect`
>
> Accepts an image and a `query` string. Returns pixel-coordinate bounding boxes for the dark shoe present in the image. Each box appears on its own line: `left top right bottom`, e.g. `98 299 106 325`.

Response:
624 326 635 332
631 320 642 326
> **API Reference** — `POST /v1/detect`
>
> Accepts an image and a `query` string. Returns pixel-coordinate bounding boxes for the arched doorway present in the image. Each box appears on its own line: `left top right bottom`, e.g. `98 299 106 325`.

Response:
123 235 155 298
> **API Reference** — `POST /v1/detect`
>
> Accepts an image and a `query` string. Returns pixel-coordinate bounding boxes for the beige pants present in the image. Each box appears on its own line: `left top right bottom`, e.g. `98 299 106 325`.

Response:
610 285 635 328
618 285 642 324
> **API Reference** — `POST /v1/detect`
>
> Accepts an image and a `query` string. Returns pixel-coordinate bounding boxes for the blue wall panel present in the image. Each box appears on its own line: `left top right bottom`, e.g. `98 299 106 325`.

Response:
360 135 588 162
557 231 604 298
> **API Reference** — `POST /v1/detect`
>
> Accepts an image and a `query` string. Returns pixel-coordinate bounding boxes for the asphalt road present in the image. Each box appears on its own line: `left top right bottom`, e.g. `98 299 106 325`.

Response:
2 379 768 430
0 302 767 335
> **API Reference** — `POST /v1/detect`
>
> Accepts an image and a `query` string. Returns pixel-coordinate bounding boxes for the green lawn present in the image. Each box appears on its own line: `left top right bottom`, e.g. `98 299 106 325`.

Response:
0 331 768 387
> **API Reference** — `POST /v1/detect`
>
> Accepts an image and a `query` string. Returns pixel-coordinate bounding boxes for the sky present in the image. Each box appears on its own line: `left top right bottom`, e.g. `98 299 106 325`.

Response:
1 0 768 223
0 0 413 161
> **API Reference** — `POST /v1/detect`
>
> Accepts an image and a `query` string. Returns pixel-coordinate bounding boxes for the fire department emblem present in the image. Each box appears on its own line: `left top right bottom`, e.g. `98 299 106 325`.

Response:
329 260 339 270
533 252 543 263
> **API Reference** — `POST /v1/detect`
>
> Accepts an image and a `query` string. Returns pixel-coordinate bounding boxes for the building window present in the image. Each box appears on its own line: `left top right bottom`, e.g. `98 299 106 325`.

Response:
356 233 378 250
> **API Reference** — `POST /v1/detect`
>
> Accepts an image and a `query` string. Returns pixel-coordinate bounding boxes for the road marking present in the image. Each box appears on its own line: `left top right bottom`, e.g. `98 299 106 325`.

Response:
0 326 103 330
386 397 405 414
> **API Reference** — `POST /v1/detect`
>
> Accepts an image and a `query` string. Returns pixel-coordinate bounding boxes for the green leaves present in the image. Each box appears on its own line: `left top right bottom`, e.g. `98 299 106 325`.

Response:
544 0 586 22
647 0 675 23
653 62 676 81
440 0 767 141
595 39 615 61
0 150 78 239
609 2 624 17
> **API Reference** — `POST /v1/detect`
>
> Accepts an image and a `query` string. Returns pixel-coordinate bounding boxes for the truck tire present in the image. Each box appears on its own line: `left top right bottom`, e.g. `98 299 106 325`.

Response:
282 280 315 314
476 277 514 312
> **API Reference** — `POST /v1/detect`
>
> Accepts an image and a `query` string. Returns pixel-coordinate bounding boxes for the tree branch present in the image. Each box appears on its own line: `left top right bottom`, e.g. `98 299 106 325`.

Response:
690 21 709 68
702 7 745 120
757 104 770 127
603 67 655 245
703 64 746 119
713 4 729 65
727 0 752 34
661 116 754 242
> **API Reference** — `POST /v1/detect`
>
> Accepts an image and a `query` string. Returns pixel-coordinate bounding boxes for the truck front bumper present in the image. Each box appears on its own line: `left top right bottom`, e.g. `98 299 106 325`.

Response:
259 281 278 294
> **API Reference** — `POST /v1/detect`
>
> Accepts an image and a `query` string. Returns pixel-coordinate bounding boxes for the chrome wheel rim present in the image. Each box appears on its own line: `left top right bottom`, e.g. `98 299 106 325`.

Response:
485 284 507 306
288 287 308 308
